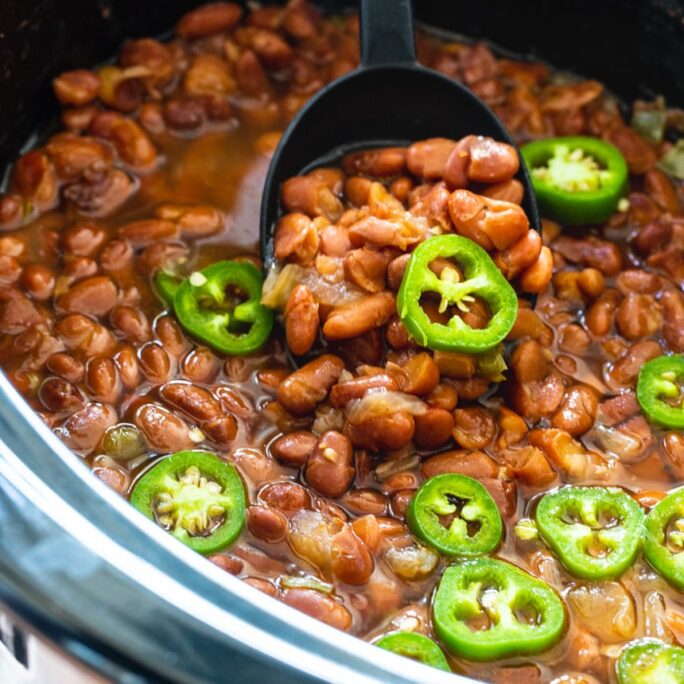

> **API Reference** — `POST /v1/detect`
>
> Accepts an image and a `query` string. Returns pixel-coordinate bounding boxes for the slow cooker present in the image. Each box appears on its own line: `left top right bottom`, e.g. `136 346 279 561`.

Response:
0 1 683 682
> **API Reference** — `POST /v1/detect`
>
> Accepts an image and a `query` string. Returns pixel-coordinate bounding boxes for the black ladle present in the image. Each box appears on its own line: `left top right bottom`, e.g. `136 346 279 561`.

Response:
260 0 540 266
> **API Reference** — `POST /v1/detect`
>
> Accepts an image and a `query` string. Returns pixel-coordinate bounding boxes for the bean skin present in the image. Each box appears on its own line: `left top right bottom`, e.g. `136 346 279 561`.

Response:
284 284 319 356
270 431 317 467
305 431 355 498
452 407 496 450
277 355 345 416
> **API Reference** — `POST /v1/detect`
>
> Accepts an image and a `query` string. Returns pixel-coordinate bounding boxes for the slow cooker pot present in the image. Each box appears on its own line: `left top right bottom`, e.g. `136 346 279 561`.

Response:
0 1 683 682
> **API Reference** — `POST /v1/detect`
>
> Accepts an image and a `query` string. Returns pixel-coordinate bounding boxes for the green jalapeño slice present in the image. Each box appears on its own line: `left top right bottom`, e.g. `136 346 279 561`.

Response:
397 234 518 354
521 136 628 225
173 261 274 356
617 638 684 684
535 486 644 580
433 557 566 662
130 450 246 554
407 474 503 557
636 355 684 430
644 487 684 590
375 632 451 672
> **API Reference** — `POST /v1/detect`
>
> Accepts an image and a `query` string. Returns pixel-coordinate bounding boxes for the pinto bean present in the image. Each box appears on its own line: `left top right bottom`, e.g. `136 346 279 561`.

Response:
586 289 621 337
342 147 406 177
277 354 345 416
558 324 592 355
179 347 219 384
306 430 355 498
444 135 519 188
518 246 553 294
343 489 387 517
155 204 224 240
662 432 684 480
202 413 236 444
274 212 319 264
259 482 311 517
413 408 454 450
344 412 415 451
329 374 397 408
281 176 342 221
247 505 287 543
135 403 195 452
616 269 661 295
109 305 149 343
39 377 83 413
644 168 680 213
661 289 684 353
503 446 556 487
159 382 221 422
551 385 599 436
138 342 172 384
281 589 351 631
422 449 499 479
610 340 662 386
154 315 190 358
395 353 440 396
85 356 121 404
615 294 662 340
495 230 542 280
19 264 53 301
118 219 178 247
330 525 373 585
343 248 389 293
482 179 524 204
53 70 101 106
552 235 622 276
529 428 607 481
284 284 319 356
59 402 117 452
99 239 133 272
604 125 657 174
11 151 57 209
448 189 528 250
115 346 140 388
55 313 115 356
452 407 496 449
177 3 243 39
47 352 84 383
386 254 411 291
632 219 672 255
406 138 456 180
322 292 395 340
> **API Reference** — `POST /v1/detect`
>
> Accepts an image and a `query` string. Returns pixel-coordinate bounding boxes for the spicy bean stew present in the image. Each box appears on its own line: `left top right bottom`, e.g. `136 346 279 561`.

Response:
1 2 684 682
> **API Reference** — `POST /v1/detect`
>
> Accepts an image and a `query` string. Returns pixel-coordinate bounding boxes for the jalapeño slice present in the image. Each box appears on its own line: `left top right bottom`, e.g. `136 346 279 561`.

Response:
130 450 246 554
535 486 644 580
407 474 503 557
433 557 566 662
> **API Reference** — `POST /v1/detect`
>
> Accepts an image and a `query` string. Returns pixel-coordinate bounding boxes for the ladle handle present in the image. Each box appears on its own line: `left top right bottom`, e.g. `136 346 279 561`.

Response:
360 0 417 67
